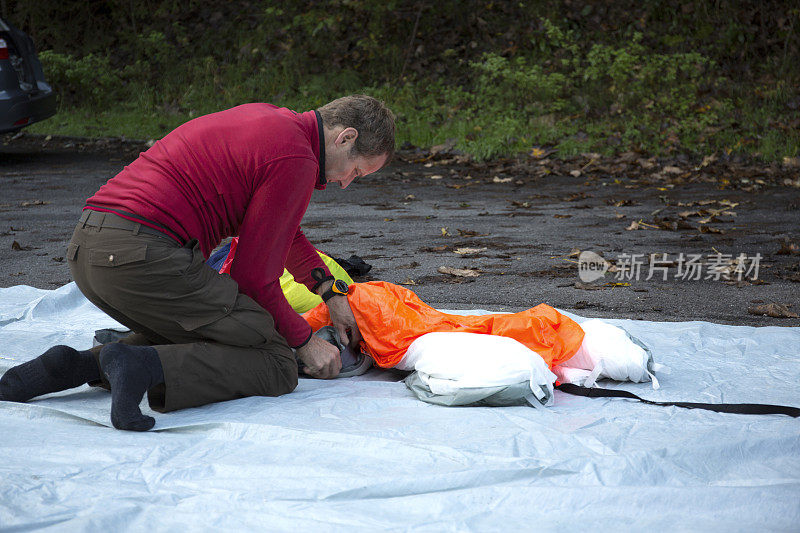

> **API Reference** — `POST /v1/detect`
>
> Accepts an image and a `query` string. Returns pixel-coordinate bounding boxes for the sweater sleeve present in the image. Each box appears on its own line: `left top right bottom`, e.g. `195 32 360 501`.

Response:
230 156 319 347
284 226 331 291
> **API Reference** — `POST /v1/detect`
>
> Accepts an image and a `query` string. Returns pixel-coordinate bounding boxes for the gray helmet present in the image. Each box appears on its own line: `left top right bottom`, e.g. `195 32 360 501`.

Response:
298 326 373 378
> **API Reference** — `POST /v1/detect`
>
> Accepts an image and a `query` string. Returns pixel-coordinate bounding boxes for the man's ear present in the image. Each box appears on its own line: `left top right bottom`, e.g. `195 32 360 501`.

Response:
335 127 359 146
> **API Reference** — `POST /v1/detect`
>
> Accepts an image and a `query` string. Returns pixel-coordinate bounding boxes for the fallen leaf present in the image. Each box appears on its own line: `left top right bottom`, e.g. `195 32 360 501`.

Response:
626 220 641 231
383 218 394 222
783 156 800 168
11 240 22 250
607 199 635 207
663 166 682 174
399 279 418 286
553 214 572 218
776 239 800 255
699 225 725 234
747 303 798 318
457 229 487 237
20 200 50 207
454 247 487 255
638 157 657 169
510 200 530 208
614 212 626 219
404 194 416 201
700 154 717 167
530 147 547 158
569 170 582 177
440 227 451 237
430 139 457 155
493 176 512 183
429 174 443 180
563 192 591 202
438 266 480 278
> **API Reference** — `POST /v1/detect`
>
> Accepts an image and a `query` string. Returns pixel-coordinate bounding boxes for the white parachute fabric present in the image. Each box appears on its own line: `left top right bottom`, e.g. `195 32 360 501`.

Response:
402 332 557 407
1 283 799 531
554 318 667 388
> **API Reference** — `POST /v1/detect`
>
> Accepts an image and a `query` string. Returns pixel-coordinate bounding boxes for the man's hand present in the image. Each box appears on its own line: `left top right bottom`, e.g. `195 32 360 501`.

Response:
296 335 341 379
318 281 363 349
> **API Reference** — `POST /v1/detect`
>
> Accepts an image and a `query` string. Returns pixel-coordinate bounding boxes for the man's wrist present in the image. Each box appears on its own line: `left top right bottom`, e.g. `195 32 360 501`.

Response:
310 267 334 293
315 279 334 297
321 279 349 302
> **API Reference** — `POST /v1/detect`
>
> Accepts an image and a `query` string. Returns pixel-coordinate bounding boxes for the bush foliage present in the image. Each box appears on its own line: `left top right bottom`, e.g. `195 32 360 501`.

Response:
6 0 799 160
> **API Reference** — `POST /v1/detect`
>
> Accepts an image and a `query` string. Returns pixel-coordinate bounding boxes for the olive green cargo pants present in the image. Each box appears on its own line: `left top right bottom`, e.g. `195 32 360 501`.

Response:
68 210 298 412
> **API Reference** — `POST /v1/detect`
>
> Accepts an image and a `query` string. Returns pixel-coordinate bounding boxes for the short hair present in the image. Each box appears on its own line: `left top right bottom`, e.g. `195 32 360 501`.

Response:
317 95 395 162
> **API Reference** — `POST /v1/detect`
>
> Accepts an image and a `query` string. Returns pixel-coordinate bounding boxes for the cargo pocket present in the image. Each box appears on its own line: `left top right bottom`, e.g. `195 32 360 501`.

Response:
186 293 277 348
88 245 148 267
174 260 239 332
66 242 80 262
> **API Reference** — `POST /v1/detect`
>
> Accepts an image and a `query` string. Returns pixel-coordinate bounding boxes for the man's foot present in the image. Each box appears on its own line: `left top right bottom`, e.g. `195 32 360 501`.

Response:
0 345 100 402
99 344 164 432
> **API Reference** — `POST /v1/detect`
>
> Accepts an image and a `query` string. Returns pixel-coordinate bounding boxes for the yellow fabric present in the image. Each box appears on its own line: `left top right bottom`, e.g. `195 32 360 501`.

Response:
281 253 354 313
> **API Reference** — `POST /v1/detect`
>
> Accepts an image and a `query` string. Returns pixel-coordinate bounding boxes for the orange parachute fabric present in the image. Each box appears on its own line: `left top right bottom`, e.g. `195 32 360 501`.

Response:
303 281 584 369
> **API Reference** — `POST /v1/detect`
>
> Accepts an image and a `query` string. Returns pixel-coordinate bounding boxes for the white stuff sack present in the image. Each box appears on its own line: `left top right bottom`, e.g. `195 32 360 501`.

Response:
553 319 667 389
402 332 557 407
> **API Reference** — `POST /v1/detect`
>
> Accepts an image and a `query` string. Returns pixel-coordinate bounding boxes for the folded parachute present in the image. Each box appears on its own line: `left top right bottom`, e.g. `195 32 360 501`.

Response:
403 332 559 407
302 281 585 369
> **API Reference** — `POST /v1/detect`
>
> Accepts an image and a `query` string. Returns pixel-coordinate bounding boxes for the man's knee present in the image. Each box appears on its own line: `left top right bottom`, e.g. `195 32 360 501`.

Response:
266 348 299 396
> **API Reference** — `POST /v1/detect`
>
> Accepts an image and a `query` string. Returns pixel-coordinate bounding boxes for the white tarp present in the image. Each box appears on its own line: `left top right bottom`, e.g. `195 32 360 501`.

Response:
1 282 799 531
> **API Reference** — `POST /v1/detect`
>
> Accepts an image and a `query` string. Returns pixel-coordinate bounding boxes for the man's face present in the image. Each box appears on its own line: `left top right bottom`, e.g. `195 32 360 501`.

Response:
325 126 388 189
326 149 387 189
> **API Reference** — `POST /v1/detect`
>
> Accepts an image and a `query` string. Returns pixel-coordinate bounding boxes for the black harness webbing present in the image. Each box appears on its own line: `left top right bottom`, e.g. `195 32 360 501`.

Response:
555 383 800 418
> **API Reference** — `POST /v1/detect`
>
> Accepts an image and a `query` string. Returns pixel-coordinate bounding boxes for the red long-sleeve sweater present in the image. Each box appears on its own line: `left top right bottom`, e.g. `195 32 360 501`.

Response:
85 104 330 347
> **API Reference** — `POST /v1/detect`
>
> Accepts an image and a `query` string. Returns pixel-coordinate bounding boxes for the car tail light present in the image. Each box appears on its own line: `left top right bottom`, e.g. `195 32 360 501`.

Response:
14 117 31 126
0 39 9 60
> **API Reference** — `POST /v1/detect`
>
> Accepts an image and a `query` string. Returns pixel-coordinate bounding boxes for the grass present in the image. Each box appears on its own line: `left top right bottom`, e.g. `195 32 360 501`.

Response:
28 108 189 140
28 79 799 162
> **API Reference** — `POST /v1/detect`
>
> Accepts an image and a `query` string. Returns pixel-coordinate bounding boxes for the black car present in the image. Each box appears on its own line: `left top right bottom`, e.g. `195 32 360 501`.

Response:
0 18 56 134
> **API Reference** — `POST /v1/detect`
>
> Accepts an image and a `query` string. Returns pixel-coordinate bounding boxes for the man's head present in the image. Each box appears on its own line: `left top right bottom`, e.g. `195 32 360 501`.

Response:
318 95 395 189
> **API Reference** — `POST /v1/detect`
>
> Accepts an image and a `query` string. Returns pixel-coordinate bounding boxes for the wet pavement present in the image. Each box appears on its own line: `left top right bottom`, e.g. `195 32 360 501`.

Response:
2 133 798 326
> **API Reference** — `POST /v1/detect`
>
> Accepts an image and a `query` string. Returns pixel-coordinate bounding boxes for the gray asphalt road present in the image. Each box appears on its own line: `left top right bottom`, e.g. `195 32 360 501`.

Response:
2 135 799 326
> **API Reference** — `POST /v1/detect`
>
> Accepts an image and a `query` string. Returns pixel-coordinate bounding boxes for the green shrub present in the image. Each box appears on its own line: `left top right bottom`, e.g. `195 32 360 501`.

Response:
38 51 121 106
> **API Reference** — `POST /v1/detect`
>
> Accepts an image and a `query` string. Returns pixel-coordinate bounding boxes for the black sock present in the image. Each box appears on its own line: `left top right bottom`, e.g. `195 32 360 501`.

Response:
99 344 164 432
0 345 100 402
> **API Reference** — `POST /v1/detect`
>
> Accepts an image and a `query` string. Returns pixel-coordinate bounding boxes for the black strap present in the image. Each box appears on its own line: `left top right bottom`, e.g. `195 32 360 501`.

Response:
310 267 334 292
555 383 800 418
